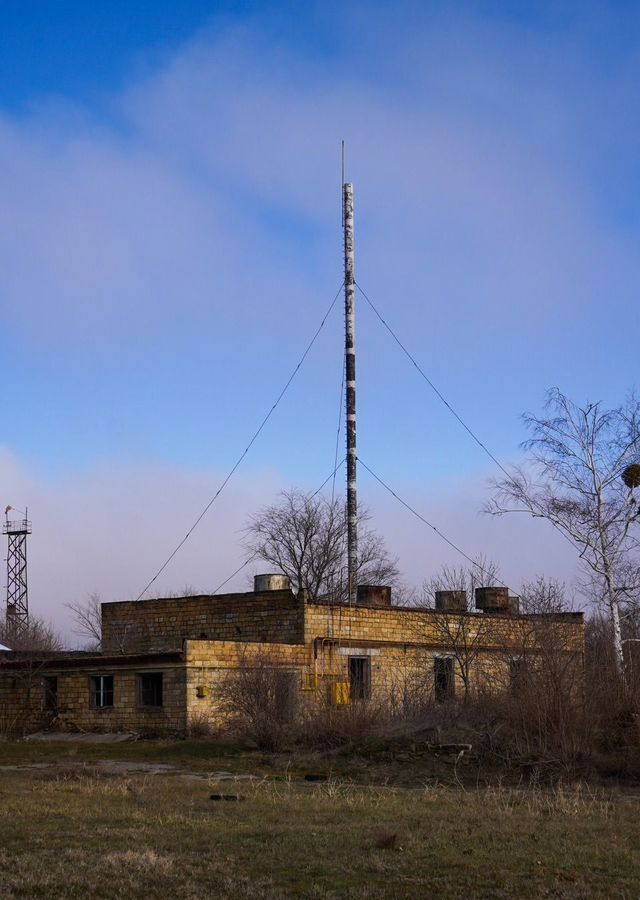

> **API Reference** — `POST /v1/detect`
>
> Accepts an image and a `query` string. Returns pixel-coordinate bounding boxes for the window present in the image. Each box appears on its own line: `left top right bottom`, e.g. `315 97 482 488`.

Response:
90 675 114 709
349 657 371 701
43 676 58 712
138 673 163 708
434 657 454 703
509 657 529 694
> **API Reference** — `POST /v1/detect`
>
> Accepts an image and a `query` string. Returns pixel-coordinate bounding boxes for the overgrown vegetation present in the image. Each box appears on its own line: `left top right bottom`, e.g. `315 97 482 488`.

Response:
216 612 640 783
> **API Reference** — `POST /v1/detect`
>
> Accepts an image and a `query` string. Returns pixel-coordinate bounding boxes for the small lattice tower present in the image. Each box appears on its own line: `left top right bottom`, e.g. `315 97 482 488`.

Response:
3 507 31 638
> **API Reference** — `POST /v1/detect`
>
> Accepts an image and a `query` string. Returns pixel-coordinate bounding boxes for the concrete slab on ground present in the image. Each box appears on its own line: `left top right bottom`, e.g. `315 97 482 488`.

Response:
25 732 138 743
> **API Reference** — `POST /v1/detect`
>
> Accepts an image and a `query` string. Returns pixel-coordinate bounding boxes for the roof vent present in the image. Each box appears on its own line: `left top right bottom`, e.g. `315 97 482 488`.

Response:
475 587 510 614
356 585 392 607
254 573 291 593
435 590 468 612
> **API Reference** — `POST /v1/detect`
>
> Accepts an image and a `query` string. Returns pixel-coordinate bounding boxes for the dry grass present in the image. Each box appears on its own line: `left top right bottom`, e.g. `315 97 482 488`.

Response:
0 748 638 898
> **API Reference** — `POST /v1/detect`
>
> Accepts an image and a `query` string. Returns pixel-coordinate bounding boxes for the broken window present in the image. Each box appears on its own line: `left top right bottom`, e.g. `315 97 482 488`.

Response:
138 672 163 708
348 657 371 701
90 675 114 709
434 657 454 703
43 676 58 712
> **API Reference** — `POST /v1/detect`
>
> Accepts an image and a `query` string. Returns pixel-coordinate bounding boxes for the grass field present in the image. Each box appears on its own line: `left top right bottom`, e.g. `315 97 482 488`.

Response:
0 739 638 898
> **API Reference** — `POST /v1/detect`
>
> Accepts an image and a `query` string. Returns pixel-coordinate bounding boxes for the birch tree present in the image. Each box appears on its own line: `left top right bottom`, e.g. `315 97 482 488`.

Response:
487 388 640 677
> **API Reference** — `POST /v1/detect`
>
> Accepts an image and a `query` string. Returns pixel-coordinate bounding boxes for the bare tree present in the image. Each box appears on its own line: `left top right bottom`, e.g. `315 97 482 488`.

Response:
0 617 64 735
487 388 640 676
519 576 573 615
66 592 102 650
243 489 400 601
418 561 501 700
0 615 63 652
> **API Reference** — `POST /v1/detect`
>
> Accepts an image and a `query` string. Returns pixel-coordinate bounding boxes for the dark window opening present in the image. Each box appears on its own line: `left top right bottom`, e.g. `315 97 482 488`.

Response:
509 657 529 694
434 657 455 703
272 671 298 723
90 675 114 709
349 657 371 701
138 672 163 708
43 676 58 712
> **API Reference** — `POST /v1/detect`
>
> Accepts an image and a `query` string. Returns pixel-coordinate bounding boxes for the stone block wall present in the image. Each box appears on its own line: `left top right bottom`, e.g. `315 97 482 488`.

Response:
0 656 186 735
184 640 309 730
304 602 584 655
0 593 585 737
102 590 305 654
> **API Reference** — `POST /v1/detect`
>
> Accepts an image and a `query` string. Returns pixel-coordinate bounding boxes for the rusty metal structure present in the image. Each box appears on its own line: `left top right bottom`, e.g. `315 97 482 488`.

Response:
343 181 357 607
3 509 31 637
435 590 469 613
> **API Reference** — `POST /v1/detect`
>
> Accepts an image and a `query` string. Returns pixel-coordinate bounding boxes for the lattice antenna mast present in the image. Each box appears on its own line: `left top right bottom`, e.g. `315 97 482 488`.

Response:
3 506 31 637
343 168 358 607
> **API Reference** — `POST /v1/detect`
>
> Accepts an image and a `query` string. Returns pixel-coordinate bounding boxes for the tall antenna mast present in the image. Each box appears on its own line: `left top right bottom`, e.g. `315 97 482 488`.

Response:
3 505 31 639
343 149 357 606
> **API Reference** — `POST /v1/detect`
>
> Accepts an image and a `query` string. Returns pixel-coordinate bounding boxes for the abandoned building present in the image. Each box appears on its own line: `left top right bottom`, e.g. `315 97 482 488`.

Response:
0 575 584 735
0 182 586 737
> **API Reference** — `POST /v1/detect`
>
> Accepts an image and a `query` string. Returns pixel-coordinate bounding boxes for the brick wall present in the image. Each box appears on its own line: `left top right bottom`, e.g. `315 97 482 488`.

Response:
102 590 305 654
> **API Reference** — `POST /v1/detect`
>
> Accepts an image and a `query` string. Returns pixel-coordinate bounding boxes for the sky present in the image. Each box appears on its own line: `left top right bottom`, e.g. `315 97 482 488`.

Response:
0 1 638 639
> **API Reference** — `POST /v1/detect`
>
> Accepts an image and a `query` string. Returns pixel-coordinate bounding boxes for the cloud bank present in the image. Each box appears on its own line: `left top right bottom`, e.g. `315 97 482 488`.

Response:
1 3 637 635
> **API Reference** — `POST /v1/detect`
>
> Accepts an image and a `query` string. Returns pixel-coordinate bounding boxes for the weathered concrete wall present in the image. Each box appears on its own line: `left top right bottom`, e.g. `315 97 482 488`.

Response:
102 590 305 654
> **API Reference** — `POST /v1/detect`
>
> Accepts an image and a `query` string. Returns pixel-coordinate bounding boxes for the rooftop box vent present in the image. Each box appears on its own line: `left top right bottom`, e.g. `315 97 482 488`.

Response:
356 585 392 607
475 587 510 614
254 574 291 593
435 590 468 613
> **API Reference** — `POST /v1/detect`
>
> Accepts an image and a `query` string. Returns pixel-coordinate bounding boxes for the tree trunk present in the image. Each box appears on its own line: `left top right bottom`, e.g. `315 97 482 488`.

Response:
609 590 625 680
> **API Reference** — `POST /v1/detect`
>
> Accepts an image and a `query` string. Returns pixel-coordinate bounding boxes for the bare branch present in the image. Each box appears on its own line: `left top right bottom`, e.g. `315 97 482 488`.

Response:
242 488 400 601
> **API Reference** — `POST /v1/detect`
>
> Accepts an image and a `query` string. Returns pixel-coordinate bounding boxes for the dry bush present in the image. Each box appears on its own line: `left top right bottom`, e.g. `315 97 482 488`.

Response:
185 709 216 739
217 651 299 751
389 614 640 781
0 615 63 652
583 615 640 777
491 632 585 769
298 695 392 749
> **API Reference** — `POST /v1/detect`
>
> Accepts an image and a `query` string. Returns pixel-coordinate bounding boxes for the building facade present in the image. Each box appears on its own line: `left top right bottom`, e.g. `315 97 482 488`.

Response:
0 577 584 735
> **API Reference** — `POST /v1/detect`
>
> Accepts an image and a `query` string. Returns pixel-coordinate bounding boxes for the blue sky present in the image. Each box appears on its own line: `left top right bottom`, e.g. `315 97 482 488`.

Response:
1 2 638 630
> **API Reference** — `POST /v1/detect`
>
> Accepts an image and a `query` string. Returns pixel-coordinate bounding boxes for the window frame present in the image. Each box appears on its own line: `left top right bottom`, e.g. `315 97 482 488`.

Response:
90 674 114 710
137 672 164 709
509 656 529 694
43 675 58 712
348 656 372 701
434 656 455 703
